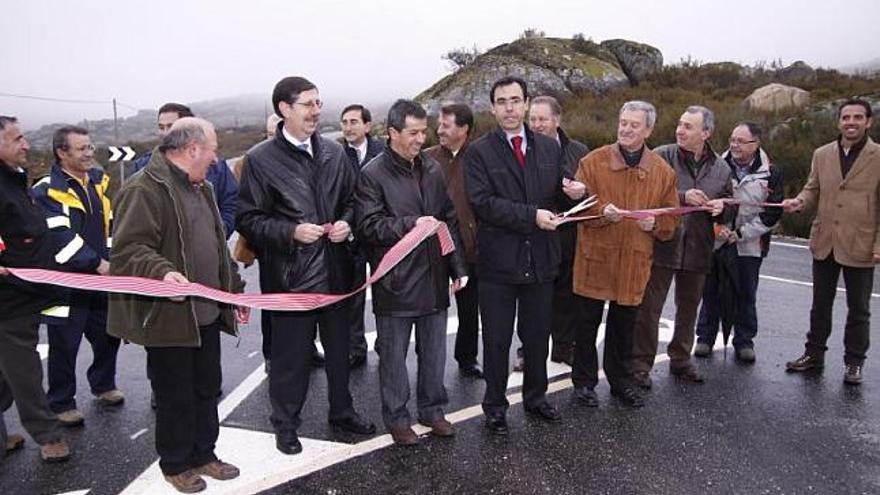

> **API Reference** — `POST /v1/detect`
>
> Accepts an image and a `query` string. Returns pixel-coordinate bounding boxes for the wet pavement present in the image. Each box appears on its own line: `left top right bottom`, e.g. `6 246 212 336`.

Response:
1 237 879 495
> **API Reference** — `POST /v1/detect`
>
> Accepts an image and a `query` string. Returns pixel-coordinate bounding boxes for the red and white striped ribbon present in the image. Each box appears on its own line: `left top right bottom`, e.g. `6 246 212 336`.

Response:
8 219 455 312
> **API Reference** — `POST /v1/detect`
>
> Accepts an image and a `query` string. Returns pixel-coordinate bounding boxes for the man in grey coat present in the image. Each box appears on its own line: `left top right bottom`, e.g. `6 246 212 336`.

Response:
631 106 729 388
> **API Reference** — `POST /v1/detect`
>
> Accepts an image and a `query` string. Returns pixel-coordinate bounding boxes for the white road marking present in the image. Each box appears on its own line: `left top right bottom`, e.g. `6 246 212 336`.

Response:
52 491 90 495
770 241 809 250
246 351 259 359
38 343 49 361
760 274 880 299
129 428 148 441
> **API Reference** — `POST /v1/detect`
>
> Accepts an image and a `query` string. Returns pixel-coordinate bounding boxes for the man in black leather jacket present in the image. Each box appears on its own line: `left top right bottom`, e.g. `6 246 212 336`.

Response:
355 99 467 445
237 77 375 456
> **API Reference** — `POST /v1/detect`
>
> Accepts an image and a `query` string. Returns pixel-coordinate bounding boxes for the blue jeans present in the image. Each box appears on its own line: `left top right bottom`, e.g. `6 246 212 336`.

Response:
696 255 763 349
375 310 448 429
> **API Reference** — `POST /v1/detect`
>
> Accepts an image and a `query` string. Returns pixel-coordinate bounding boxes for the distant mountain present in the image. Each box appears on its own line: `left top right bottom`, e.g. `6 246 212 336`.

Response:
839 57 880 75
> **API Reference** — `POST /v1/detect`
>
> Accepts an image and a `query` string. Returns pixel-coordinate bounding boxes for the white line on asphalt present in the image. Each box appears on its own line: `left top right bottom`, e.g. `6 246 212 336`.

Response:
52 491 90 495
246 351 259 359
129 428 148 440
760 274 880 299
38 343 48 361
770 241 809 250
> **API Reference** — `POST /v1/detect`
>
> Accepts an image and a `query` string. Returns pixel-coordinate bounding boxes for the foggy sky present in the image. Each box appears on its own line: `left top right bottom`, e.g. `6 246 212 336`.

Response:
2 0 878 129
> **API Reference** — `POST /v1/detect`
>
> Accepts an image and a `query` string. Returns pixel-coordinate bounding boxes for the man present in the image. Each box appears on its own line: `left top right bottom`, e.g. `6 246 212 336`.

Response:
237 76 375 456
0 115 70 463
340 104 385 368
631 106 728 388
31 126 123 428
528 95 590 367
571 101 679 408
356 99 467 445
465 77 584 434
109 118 245 492
132 103 238 239
695 123 784 361
232 113 323 372
426 103 483 379
783 99 880 385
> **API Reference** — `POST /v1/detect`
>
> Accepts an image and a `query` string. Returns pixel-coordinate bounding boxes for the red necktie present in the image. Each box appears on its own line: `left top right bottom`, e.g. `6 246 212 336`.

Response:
511 136 525 168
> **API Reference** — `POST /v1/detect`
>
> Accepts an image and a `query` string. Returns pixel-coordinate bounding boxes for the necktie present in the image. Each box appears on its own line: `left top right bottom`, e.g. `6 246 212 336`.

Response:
511 136 525 168
297 143 310 155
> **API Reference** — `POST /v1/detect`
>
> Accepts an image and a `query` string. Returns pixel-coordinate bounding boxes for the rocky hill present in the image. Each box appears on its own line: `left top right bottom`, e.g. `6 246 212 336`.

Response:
416 36 662 113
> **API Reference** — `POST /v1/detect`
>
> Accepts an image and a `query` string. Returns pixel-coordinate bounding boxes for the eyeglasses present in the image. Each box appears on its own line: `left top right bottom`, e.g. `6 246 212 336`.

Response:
294 99 323 110
494 97 524 108
69 144 96 153
728 139 757 146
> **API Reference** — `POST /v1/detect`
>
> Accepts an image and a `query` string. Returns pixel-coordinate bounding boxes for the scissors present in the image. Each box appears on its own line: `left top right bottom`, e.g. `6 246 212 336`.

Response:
560 194 598 219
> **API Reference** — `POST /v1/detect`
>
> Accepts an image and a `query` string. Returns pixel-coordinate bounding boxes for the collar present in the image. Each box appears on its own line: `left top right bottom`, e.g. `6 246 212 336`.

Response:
387 146 422 172
283 126 313 156
59 165 90 188
503 126 527 154
164 154 203 189
349 139 368 160
609 143 652 172
838 133 868 155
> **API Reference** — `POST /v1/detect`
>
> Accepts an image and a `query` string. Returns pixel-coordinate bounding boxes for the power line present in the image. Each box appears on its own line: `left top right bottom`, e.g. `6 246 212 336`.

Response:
0 92 142 111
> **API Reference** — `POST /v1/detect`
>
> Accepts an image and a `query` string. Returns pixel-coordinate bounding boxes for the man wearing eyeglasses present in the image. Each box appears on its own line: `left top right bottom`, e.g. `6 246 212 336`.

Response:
465 76 585 434
630 106 728 390
783 98 880 385
237 76 375 456
694 122 783 362
32 126 123 428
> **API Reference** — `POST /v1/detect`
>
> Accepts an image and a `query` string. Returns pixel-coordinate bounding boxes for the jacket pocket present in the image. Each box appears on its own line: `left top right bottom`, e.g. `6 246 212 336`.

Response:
852 227 876 262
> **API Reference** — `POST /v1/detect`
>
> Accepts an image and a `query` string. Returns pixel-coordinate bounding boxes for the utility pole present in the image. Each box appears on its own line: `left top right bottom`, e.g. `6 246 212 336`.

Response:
112 97 126 184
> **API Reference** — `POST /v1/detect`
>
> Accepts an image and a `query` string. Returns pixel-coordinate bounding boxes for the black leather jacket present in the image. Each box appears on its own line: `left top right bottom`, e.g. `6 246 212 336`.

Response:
355 148 466 317
237 126 356 294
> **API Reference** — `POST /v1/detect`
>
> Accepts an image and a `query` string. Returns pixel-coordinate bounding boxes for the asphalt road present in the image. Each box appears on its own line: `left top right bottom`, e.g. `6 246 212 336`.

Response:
1 236 878 495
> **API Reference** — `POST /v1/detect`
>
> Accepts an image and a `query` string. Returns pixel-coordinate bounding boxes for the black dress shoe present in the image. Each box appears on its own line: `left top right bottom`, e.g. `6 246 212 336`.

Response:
459 363 484 379
485 414 509 435
525 402 562 422
330 413 377 435
276 432 303 455
572 386 599 407
610 386 645 408
349 353 367 369
311 348 326 368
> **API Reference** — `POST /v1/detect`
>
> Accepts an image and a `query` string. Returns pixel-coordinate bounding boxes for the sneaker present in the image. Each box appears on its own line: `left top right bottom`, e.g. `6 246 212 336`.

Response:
193 459 240 480
164 470 207 493
785 353 824 372
95 389 125 406
5 434 24 453
632 371 652 389
56 409 84 427
844 364 863 385
735 347 756 363
39 439 70 463
693 342 712 358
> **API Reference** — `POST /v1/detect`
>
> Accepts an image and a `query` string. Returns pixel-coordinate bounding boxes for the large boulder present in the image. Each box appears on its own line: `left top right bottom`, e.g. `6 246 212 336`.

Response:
600 39 663 85
777 60 817 85
417 37 637 113
744 83 811 112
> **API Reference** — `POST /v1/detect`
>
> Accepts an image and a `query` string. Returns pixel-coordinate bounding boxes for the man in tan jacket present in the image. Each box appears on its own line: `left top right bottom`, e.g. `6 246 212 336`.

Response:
783 99 880 385
571 101 679 408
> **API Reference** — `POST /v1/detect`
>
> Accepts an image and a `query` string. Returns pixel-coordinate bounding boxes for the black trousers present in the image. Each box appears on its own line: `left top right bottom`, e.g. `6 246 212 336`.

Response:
0 314 61 447
480 280 553 416
572 296 638 391
806 254 875 365
550 227 578 355
147 322 222 476
47 297 120 413
349 255 368 358
453 264 480 367
269 302 354 434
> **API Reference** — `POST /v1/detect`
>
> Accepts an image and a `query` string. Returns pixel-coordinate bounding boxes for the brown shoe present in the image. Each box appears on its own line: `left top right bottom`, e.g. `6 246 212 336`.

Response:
39 439 70 463
95 389 125 406
632 371 653 389
164 470 207 493
56 409 84 427
6 434 24 453
786 353 824 372
389 426 418 446
670 364 704 383
418 418 455 437
193 459 240 480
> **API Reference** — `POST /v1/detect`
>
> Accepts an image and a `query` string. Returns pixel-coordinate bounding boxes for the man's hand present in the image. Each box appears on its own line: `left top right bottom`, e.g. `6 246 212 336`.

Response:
535 209 560 231
0 266 8 276
293 223 325 244
603 203 623 223
782 198 804 213
162 271 189 302
562 178 587 200
235 306 251 324
97 259 110 275
717 226 737 244
684 189 710 206
873 250 880 264
451 276 469 293
636 215 655 232
706 198 725 217
327 220 351 243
